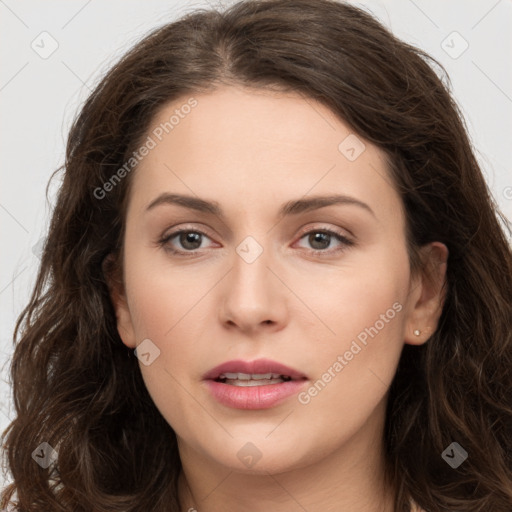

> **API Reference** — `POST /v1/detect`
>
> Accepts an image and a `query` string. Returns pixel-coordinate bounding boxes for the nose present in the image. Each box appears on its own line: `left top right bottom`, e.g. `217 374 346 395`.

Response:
219 240 288 335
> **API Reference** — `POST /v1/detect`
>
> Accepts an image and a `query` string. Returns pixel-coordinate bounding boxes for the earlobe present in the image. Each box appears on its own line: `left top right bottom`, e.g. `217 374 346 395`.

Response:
102 253 137 349
404 241 449 346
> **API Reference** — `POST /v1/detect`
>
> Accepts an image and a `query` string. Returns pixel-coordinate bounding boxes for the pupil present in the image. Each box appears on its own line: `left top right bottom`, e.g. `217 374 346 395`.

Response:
181 232 201 250
310 232 329 250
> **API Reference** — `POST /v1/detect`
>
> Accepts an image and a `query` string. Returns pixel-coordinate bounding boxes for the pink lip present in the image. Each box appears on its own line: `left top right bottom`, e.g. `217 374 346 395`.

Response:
203 358 307 381
202 358 308 410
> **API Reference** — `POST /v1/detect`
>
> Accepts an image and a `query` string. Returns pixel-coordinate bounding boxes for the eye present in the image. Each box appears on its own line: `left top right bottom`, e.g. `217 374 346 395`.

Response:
158 229 214 255
295 228 354 255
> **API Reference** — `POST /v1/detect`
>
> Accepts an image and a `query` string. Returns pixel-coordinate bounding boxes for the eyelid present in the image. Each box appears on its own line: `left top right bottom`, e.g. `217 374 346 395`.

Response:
158 224 217 251
292 225 354 254
294 224 352 243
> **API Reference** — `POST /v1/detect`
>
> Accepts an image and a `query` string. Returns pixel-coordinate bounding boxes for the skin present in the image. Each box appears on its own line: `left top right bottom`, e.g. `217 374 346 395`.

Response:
107 85 447 512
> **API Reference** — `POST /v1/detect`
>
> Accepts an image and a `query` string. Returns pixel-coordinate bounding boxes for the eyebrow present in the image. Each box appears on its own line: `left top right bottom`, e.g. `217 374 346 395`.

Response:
145 192 375 218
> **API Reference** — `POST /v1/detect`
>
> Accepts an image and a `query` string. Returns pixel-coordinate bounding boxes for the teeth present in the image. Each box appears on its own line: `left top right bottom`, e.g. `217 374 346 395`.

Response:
223 372 250 380
229 378 285 387
220 372 286 380
216 372 294 386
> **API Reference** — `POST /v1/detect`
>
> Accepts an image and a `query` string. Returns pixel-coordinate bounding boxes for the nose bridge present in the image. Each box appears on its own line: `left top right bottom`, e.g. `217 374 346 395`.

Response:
220 231 285 328
231 233 273 298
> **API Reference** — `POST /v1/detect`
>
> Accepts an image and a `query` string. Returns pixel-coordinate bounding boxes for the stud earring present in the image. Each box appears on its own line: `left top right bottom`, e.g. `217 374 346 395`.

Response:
413 329 421 336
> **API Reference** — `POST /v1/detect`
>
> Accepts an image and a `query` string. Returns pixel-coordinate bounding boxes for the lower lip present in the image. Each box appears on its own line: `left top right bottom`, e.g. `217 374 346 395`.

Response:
204 379 307 409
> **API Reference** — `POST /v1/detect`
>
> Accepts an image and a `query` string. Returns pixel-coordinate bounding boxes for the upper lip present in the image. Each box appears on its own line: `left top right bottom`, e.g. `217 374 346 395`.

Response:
203 358 307 381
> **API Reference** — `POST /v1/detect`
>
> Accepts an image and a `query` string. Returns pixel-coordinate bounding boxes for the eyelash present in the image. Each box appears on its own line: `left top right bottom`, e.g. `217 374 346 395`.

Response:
157 226 354 258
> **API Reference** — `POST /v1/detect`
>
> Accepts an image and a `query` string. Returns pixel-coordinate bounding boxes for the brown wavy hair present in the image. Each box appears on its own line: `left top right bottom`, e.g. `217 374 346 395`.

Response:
2 0 511 510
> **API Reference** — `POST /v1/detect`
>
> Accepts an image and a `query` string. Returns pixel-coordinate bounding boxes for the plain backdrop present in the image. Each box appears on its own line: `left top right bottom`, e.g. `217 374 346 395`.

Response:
1 0 511 490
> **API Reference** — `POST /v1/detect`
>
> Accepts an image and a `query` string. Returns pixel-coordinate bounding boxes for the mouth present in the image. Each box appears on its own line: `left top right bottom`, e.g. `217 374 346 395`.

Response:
202 358 308 409
215 372 295 386
203 358 307 384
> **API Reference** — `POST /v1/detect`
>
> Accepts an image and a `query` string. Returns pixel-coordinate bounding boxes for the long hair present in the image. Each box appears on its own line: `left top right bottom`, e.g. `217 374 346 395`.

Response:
2 1 511 510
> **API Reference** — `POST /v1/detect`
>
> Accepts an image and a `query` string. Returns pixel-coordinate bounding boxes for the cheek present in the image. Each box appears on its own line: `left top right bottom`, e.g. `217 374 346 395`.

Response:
294 248 409 409
121 245 203 394
300 243 409 347
125 266 202 433
124 240 209 339
288 300 405 460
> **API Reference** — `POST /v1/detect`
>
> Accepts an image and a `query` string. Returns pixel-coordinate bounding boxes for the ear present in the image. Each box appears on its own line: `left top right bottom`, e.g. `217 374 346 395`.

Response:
102 253 137 349
404 241 449 345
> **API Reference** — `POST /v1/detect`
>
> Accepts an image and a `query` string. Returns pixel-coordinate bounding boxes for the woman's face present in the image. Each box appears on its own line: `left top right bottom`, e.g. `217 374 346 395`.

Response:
110 85 446 475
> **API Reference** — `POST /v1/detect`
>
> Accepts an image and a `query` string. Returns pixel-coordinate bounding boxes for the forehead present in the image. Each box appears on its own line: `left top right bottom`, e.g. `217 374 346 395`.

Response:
127 86 402 223
144 86 360 166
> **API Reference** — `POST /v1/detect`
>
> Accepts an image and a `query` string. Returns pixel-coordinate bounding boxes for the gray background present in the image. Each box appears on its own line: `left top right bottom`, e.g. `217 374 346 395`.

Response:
1 0 511 489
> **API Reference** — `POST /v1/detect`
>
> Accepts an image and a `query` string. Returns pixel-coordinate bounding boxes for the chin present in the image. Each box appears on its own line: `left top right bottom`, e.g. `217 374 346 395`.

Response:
203 436 319 475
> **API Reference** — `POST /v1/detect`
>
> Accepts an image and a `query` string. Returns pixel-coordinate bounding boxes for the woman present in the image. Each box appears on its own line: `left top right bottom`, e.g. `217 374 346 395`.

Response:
1 0 511 510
